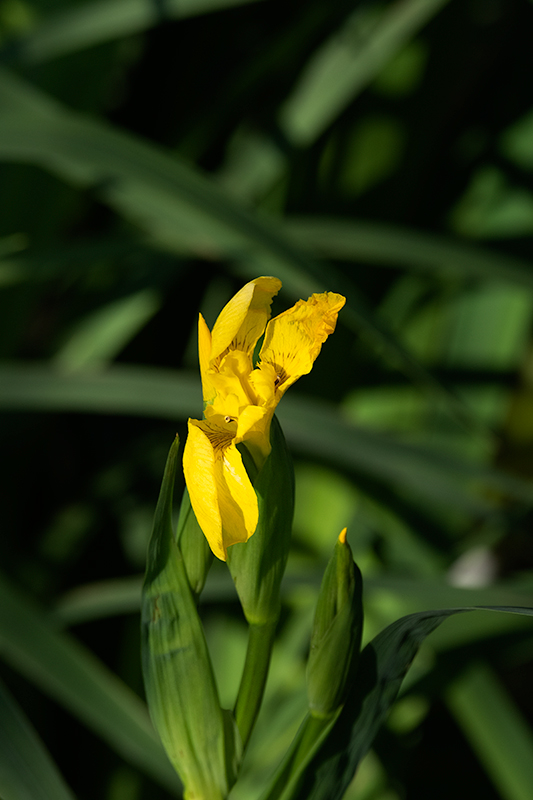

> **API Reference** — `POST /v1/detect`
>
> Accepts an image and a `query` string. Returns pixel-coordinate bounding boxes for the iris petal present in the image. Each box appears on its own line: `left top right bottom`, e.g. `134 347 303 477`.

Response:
183 419 259 561
184 280 345 561
258 292 346 395
210 276 281 364
198 313 215 407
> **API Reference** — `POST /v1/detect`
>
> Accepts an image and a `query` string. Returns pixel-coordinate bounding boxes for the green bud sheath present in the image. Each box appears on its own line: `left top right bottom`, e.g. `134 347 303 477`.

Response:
307 529 363 719
142 436 241 799
258 532 363 800
227 415 294 626
176 487 214 601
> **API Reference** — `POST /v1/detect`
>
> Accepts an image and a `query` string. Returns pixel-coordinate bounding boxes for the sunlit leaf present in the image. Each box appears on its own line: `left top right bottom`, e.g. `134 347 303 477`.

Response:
279 0 450 146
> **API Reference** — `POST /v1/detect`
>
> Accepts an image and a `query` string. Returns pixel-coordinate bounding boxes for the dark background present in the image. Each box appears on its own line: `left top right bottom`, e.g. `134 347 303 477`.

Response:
2 1 533 798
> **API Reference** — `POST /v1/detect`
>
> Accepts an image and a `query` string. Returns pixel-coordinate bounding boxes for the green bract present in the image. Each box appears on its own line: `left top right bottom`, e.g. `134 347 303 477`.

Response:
141 436 241 800
227 415 295 627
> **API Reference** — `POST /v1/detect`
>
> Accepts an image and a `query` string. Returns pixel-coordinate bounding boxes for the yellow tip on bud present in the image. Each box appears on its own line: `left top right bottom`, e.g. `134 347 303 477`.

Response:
338 527 347 545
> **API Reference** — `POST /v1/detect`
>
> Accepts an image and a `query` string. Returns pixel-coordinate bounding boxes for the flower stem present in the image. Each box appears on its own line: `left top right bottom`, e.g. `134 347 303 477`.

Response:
234 619 277 749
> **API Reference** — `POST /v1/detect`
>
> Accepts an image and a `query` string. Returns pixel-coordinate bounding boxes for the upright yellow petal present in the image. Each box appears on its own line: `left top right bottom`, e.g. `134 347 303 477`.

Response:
198 313 215 406
183 419 259 561
258 291 346 394
210 277 282 364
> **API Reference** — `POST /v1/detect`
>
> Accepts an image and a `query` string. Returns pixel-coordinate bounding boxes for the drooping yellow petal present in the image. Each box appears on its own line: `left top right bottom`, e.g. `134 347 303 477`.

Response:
258 291 346 395
182 419 259 561
209 276 282 364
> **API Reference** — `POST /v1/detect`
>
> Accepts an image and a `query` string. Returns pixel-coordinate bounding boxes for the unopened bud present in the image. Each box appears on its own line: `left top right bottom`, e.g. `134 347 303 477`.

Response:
306 529 363 718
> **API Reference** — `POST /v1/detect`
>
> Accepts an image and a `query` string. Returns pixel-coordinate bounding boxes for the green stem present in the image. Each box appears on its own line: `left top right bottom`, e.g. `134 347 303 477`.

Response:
259 711 339 800
234 619 277 749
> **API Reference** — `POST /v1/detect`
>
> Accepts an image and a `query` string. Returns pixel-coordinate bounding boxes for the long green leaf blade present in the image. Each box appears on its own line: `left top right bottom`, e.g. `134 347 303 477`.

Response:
279 0 450 146
448 663 533 800
0 572 180 794
15 0 264 64
285 216 533 289
294 606 533 800
0 678 76 800
52 572 533 628
0 66 467 402
0 362 531 509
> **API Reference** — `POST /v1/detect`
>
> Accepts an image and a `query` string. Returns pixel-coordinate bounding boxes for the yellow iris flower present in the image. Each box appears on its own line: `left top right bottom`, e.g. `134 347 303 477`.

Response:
183 277 346 561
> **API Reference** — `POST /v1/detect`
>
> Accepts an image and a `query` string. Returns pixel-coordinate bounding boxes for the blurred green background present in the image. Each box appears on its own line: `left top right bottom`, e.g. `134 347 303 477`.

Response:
2 0 533 798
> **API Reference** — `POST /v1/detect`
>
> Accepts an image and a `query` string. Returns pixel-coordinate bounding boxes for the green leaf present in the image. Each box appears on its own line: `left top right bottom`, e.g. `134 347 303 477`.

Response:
53 289 160 371
0 66 311 271
448 663 533 800
53 575 144 626
277 395 533 510
0 362 201 418
53 569 238 627
15 0 265 64
285 216 533 290
279 0 450 146
0 678 76 800
293 606 533 800
364 575 533 619
0 571 180 794
0 67 467 404
0 362 532 510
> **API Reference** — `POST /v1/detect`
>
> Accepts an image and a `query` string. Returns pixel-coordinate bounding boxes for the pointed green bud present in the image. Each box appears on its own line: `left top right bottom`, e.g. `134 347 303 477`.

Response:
141 436 241 799
227 415 294 626
176 487 213 600
306 528 363 719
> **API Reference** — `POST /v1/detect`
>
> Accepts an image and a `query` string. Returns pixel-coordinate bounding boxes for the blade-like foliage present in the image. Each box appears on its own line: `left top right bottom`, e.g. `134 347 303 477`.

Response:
14 0 265 64
279 0 450 145
1 362 531 509
0 67 466 402
294 606 533 800
0 678 76 800
448 663 533 800
285 217 533 289
0 572 180 794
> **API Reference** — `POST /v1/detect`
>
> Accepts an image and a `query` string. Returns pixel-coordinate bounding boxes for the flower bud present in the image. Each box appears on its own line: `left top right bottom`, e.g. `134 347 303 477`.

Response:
306 529 363 719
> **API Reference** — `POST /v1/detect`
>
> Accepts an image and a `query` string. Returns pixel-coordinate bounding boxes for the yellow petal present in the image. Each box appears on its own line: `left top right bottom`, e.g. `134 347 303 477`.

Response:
198 313 215 406
258 292 346 395
235 404 273 467
210 350 257 408
183 419 259 561
210 277 282 364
